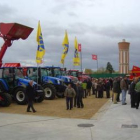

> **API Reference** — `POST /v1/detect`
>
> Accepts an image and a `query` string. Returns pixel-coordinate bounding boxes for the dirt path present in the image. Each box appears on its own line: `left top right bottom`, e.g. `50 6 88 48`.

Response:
0 94 110 119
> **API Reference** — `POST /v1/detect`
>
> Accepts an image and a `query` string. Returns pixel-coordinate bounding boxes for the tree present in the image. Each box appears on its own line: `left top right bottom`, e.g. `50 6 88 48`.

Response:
92 67 106 74
106 62 114 73
85 69 93 74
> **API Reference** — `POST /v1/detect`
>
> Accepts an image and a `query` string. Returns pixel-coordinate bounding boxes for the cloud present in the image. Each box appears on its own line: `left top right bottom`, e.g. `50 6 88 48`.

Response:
0 4 16 17
0 0 140 72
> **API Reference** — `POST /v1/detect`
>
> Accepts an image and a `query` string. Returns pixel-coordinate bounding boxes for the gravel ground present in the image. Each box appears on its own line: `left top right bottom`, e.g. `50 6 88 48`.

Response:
0 93 110 119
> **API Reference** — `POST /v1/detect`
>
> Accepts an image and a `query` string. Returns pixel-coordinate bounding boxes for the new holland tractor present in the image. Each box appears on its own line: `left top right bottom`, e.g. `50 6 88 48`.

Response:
50 67 78 84
24 67 66 99
0 67 45 105
0 22 36 106
0 90 11 107
46 66 72 85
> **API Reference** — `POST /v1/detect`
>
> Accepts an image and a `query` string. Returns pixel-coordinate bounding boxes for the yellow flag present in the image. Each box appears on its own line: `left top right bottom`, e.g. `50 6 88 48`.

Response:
60 31 69 64
36 21 45 64
73 37 80 66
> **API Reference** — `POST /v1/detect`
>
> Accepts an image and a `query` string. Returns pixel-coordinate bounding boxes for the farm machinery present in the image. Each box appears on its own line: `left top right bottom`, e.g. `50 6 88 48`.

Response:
0 66 45 105
23 67 66 99
0 22 45 106
67 69 90 82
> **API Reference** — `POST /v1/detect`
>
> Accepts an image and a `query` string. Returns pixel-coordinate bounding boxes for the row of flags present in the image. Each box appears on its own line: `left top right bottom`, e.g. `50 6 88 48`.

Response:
36 21 98 65
60 31 80 66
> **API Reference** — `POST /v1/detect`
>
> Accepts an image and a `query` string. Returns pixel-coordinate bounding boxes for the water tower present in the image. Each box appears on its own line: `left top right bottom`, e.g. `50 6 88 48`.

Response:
118 39 130 74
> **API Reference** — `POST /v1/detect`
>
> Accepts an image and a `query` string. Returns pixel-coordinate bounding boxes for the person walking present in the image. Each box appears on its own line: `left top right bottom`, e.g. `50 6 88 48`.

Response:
82 79 87 98
113 78 120 104
109 78 113 90
97 81 104 98
86 78 92 96
76 82 84 108
71 82 77 107
120 76 128 105
92 78 95 95
26 80 36 113
94 79 98 98
116 77 121 102
130 78 137 108
64 84 76 110
105 79 110 98
135 79 140 109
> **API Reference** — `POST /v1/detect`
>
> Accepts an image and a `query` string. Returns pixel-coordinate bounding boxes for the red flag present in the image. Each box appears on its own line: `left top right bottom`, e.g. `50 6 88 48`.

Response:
78 44 81 52
92 54 97 60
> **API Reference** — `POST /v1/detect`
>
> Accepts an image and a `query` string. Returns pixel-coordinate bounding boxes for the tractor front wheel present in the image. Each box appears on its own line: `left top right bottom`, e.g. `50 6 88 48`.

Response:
43 84 56 100
14 87 27 105
0 92 12 107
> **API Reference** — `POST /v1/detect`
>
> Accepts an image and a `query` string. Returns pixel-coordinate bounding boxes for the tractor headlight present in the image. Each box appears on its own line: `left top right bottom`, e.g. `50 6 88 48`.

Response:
57 80 60 84
67 78 70 82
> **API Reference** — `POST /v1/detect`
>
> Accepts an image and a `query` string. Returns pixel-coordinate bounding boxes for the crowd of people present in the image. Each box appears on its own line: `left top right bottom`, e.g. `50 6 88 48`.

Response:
64 77 114 110
25 76 140 112
64 76 140 110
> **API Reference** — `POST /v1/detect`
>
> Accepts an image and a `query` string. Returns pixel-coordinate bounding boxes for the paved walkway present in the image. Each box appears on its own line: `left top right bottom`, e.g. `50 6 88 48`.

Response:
0 94 140 140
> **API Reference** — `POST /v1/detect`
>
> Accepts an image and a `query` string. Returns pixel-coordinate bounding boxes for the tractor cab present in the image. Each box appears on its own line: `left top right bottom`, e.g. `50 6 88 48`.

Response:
24 67 66 99
0 66 45 105
67 70 90 82
45 66 72 85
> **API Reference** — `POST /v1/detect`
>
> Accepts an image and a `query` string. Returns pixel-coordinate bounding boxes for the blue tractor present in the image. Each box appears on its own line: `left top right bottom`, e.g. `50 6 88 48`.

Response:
25 67 66 100
0 91 12 107
47 66 72 85
0 67 45 105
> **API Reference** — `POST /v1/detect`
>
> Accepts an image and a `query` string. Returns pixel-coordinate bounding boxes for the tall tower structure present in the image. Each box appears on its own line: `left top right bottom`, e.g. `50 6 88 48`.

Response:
118 39 130 74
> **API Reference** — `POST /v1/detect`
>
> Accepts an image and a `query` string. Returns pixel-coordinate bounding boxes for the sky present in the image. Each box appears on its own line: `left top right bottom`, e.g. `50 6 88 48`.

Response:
0 0 140 71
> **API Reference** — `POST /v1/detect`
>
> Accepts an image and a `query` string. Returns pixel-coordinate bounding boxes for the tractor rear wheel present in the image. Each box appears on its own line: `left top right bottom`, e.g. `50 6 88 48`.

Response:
56 92 64 98
0 92 12 107
43 84 56 100
14 87 27 105
35 86 45 103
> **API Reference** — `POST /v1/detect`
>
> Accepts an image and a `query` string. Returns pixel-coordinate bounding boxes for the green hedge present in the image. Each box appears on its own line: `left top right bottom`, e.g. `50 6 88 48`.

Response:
90 73 126 78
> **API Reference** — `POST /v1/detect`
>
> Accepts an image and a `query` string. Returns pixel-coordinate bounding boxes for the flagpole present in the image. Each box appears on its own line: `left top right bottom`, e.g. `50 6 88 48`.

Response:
80 50 82 72
97 59 98 72
63 63 64 68
37 63 39 85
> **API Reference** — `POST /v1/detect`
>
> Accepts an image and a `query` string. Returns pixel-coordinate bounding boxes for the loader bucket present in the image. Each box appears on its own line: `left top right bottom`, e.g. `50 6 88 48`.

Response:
0 23 33 40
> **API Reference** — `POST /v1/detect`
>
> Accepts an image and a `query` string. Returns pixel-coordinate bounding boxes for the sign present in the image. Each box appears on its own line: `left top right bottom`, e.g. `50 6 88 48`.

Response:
78 44 81 52
92 54 97 60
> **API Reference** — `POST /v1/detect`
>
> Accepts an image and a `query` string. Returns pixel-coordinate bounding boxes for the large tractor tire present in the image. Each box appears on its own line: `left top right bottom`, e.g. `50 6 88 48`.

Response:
0 92 12 107
56 92 64 98
56 85 66 98
43 84 56 100
35 86 45 103
14 87 27 105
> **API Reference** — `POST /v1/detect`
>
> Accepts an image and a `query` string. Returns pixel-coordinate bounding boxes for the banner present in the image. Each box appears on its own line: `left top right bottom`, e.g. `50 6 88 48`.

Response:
92 54 97 60
78 43 81 52
60 31 69 64
73 37 80 66
36 21 45 64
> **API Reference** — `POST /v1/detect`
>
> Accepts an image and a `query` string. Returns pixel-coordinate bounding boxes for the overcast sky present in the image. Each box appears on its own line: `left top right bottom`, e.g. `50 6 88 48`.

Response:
0 0 140 71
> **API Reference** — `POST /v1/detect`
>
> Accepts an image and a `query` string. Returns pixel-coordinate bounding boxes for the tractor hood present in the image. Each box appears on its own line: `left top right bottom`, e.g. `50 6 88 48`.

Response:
17 78 37 87
42 76 63 85
67 75 78 83
57 75 71 83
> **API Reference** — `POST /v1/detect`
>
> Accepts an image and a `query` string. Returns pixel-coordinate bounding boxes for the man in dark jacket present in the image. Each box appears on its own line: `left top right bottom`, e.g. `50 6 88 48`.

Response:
116 77 121 102
113 77 120 104
129 78 137 108
76 82 84 108
26 80 36 113
134 78 140 109
86 79 92 96
120 76 128 105
64 84 76 110
105 79 110 98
